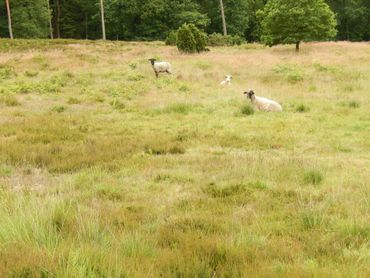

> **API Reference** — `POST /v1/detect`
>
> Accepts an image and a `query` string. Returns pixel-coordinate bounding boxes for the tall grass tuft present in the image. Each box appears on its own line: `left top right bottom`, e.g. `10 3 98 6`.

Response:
348 101 360 108
304 170 323 185
295 104 310 113
0 95 20 106
240 104 254 115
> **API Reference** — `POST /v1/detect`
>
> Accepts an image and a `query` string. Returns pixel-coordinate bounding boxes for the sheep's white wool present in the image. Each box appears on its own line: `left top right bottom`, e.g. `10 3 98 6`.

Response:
245 90 282 112
220 75 232 86
153 62 172 74
252 96 282 112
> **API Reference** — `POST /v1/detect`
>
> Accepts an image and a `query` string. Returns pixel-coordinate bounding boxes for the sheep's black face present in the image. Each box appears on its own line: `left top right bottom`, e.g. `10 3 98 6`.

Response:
148 58 156 65
243 90 255 99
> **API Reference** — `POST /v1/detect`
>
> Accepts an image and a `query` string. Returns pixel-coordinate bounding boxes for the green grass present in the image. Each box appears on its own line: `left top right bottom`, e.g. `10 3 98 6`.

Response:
0 95 20 106
303 170 324 185
0 39 369 277
295 103 310 113
240 103 255 115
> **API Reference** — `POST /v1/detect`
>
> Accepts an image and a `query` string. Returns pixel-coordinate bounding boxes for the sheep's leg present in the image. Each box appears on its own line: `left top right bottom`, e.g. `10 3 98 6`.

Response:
155 71 159 78
166 70 172 75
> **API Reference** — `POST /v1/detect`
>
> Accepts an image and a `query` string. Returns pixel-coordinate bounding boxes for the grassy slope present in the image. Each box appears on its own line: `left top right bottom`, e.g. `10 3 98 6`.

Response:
0 39 369 277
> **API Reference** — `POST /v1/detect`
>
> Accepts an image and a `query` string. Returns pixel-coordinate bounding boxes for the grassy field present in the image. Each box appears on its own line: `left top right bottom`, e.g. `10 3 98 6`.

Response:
0 39 369 277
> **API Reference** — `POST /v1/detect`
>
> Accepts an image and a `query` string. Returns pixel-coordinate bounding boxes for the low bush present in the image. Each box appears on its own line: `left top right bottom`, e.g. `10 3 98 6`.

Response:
207 33 244 46
165 30 177 46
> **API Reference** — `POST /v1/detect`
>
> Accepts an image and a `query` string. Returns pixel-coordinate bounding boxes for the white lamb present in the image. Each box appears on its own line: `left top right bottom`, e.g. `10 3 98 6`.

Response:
244 89 282 112
148 58 172 78
220 75 232 86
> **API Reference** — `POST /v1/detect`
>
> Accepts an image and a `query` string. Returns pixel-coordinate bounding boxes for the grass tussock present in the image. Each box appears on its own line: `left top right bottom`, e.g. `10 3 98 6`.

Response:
303 170 324 185
67 97 81 104
0 95 21 106
295 103 310 113
0 40 369 277
51 105 66 113
240 104 254 115
348 101 360 108
204 182 247 198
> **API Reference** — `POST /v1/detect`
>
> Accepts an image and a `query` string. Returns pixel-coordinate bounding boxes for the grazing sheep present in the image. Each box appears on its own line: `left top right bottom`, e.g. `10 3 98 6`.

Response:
220 75 232 86
244 89 282 112
148 58 172 78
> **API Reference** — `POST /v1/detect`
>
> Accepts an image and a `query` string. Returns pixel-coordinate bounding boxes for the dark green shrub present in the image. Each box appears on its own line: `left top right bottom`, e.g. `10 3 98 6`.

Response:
188 24 207 52
230 35 244 45
165 30 177 46
176 24 207 54
177 24 196 53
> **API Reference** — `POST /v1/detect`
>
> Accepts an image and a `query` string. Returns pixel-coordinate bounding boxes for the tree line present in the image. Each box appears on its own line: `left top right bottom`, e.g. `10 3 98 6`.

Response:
0 0 369 42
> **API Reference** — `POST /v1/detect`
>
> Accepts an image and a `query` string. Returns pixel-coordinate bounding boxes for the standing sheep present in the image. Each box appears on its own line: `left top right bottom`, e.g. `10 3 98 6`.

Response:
244 89 282 112
220 75 232 86
148 58 172 78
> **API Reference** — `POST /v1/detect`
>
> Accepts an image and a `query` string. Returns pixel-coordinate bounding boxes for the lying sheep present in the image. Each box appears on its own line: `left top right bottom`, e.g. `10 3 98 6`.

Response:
148 58 172 78
220 75 232 86
244 89 282 112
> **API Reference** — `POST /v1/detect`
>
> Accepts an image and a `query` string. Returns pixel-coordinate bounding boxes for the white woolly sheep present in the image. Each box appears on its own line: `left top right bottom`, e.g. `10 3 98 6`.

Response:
148 58 172 78
220 75 232 86
244 89 282 112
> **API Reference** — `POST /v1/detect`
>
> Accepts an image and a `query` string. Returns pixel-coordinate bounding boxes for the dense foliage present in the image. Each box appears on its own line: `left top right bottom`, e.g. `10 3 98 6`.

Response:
258 0 337 50
176 23 207 53
207 33 244 46
176 24 197 53
0 0 369 41
0 0 50 38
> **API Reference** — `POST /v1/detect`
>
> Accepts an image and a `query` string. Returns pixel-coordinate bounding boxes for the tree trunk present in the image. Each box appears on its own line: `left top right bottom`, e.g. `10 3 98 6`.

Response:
5 0 13 39
219 0 227 36
100 0 106 40
342 0 349 40
55 0 60 38
85 13 88 40
296 41 300 52
46 0 53 39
